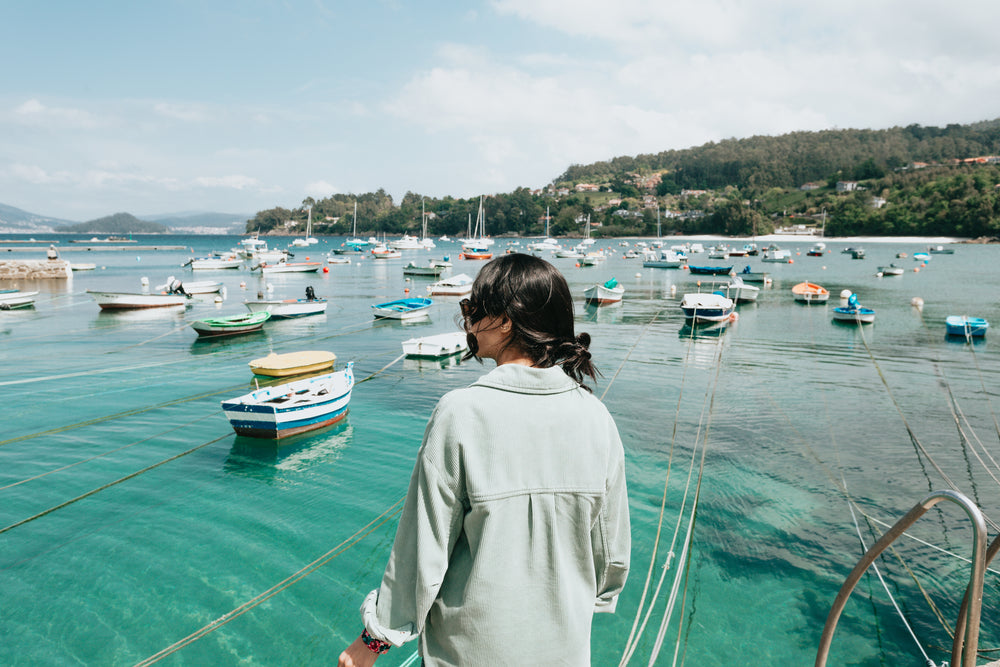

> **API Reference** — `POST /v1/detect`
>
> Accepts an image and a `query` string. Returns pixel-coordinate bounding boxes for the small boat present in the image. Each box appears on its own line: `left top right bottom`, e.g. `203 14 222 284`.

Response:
878 264 904 276
791 282 830 304
187 254 242 270
221 363 354 439
390 234 424 250
738 265 770 283
460 247 493 260
643 249 685 269
165 279 224 294
87 290 190 310
679 292 735 323
945 316 989 338
688 265 733 276
722 276 759 303
249 350 337 377
850 248 866 259
326 255 351 264
0 290 39 309
832 294 875 324
402 261 444 277
370 243 403 259
761 246 793 263
807 242 826 256
333 243 367 256
580 252 606 266
70 263 96 271
427 273 474 296
583 278 625 305
258 259 322 274
912 252 931 262
191 311 270 337
245 286 327 318
401 331 469 358
372 297 433 320
429 258 453 268
929 245 954 254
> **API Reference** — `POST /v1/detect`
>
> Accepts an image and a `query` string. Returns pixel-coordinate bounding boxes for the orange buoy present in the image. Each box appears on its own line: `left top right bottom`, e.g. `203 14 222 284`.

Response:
322 267 329 273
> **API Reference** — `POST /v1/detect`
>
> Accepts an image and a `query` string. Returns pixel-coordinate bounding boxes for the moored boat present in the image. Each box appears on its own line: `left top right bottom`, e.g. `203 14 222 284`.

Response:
401 331 469 358
945 315 989 338
737 265 770 282
427 273 474 296
221 363 354 439
642 249 685 269
832 294 875 324
878 264 905 276
372 297 433 320
722 276 759 303
791 282 830 304
87 290 190 310
191 311 270 337
258 259 322 274
929 244 955 254
186 254 242 270
245 286 326 318
679 291 735 323
402 261 444 277
807 242 827 256
249 350 337 377
761 245 793 263
583 278 625 305
688 264 733 276
0 290 39 309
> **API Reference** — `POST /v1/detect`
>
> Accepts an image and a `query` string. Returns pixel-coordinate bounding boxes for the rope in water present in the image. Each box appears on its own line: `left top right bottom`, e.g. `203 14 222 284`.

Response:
132 498 407 666
618 319 709 666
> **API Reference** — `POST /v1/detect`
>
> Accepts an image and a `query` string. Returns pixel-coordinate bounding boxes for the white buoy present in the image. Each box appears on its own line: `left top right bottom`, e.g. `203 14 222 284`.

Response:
911 297 924 310
840 289 852 300
635 272 641 278
876 272 883 278
140 276 149 286
670 285 677 296
214 296 223 303
266 283 274 292
239 281 247 289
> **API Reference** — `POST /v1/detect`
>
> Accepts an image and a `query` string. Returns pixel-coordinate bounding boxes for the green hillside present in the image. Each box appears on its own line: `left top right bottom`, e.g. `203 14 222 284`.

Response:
61 212 170 234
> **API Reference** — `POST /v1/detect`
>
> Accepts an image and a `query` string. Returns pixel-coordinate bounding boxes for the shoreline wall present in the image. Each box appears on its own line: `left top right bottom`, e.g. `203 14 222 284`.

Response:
0 259 72 280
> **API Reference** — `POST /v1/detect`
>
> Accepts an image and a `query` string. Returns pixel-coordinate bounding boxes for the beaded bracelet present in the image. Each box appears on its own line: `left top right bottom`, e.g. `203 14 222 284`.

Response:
361 629 392 655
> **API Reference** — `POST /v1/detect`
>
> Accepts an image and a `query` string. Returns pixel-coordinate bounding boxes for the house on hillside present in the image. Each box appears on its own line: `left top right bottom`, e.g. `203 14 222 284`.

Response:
836 181 858 192
799 182 823 191
681 189 707 197
575 183 600 192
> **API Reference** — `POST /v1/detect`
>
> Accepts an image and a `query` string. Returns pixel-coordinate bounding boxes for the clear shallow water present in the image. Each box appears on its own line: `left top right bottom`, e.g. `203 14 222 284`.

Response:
2 234 999 665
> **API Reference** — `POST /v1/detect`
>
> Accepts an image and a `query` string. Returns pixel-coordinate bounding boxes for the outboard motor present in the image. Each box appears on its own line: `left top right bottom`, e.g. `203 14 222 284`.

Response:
305 285 316 301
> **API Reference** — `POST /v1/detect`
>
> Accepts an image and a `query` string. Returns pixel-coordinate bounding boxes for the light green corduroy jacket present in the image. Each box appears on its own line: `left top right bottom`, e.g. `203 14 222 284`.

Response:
361 364 630 666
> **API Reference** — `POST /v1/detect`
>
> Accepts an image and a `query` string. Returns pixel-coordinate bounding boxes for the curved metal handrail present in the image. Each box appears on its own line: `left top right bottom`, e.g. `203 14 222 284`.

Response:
815 490 987 667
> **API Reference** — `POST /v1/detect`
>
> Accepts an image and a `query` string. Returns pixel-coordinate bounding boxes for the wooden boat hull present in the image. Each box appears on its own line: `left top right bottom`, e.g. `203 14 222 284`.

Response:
249 350 337 377
679 293 735 322
260 262 322 274
460 252 493 260
402 332 469 358
245 299 327 318
402 264 444 276
182 280 225 294
221 364 354 439
87 290 189 309
372 297 433 319
192 312 270 337
792 283 830 304
583 284 625 304
832 307 875 323
945 316 989 337
688 265 733 275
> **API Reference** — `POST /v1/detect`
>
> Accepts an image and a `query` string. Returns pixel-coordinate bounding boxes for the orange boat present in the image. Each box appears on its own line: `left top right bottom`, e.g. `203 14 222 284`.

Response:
460 246 493 260
791 282 829 304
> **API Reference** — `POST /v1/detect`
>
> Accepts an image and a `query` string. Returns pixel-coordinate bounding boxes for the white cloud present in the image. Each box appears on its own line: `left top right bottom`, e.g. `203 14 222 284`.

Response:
304 180 338 199
153 102 210 122
13 98 101 129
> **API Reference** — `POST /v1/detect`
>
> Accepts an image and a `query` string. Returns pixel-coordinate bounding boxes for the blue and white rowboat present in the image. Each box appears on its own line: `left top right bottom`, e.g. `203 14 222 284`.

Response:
371 297 433 320
221 363 354 438
679 291 735 323
945 316 989 338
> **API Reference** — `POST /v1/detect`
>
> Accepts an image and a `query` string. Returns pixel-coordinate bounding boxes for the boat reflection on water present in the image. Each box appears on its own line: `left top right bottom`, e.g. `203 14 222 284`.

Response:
583 301 623 324
224 421 352 479
403 352 465 372
189 329 269 354
678 318 733 340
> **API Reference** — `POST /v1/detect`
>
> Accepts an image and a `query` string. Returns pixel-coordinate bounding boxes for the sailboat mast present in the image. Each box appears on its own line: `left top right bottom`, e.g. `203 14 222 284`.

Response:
545 206 550 237
352 201 358 238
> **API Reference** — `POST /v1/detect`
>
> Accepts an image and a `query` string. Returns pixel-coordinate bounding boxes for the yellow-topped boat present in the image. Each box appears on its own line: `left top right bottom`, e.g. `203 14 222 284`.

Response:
248 350 337 377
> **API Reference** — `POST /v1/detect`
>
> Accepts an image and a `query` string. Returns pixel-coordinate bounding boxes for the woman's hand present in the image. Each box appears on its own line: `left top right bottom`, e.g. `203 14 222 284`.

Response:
337 635 379 667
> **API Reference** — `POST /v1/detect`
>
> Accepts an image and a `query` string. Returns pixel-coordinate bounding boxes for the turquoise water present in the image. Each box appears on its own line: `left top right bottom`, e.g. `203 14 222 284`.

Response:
2 234 999 665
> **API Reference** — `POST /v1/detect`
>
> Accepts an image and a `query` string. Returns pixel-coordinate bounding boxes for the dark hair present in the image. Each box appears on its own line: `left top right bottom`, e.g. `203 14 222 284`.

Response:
461 254 597 388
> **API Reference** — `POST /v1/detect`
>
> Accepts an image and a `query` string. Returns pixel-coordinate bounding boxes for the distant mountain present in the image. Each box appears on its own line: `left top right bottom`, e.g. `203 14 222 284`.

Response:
60 212 170 234
0 202 76 232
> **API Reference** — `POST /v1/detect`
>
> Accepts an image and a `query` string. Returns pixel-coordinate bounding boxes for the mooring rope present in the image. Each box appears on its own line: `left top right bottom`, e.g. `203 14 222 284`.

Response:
0 433 229 536
133 498 407 666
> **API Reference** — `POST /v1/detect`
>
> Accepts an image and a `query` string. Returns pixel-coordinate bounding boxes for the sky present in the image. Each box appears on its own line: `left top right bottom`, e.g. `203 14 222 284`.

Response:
2 0 999 223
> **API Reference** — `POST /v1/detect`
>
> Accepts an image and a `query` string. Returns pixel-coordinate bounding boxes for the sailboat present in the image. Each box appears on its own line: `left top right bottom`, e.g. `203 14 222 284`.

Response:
333 202 369 255
419 199 436 249
291 207 318 247
461 197 493 260
527 207 560 252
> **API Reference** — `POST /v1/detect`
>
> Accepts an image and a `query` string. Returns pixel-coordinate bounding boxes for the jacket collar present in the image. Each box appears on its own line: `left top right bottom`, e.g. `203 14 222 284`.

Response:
471 363 580 395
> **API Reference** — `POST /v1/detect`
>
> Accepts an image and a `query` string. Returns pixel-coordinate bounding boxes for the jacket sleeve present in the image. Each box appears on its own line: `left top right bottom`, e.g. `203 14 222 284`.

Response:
592 420 630 613
359 402 466 646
